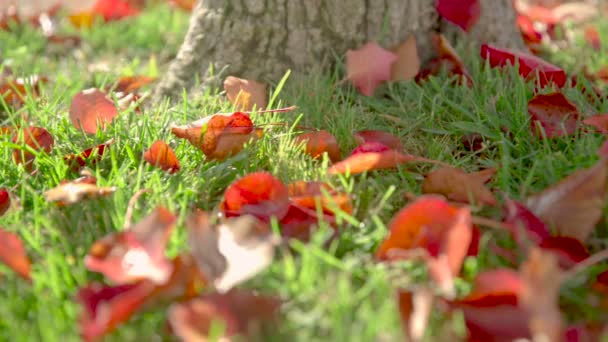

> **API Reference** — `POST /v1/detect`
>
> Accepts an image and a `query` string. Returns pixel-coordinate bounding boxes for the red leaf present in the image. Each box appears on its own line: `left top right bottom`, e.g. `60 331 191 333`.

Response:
168 289 281 341
481 44 567 88
376 196 472 295
12 126 54 172
0 188 10 216
85 206 177 284
221 172 290 221
92 0 140 21
436 0 480 31
69 88 119 134
346 42 397 96
503 199 551 245
353 130 403 150
584 26 601 50
528 92 580 138
539 236 589 268
143 140 180 174
0 227 31 281
77 281 155 341
295 130 341 162
63 138 114 172
583 113 608 134
599 139 608 159
517 15 543 50
328 149 416 175
467 225 480 257
287 181 352 215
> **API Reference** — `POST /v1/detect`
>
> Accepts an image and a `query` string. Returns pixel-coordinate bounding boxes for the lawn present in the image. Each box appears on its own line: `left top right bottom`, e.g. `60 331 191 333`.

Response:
1 3 608 341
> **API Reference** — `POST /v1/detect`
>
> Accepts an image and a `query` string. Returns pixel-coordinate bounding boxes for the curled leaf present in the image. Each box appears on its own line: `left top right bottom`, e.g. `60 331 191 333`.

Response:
63 138 114 172
221 172 290 221
143 140 180 174
44 176 116 205
12 126 54 171
328 142 420 175
112 75 156 94
436 0 480 31
353 130 403 150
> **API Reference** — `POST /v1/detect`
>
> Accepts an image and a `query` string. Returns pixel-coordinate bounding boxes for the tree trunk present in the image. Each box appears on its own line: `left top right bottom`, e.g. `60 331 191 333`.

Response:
154 0 525 101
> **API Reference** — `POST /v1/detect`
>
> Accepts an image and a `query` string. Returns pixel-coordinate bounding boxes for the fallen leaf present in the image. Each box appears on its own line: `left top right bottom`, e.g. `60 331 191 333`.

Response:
0 188 10 216
295 130 341 162
433 34 473 86
346 42 397 96
584 26 601 50
92 0 140 22
421 167 497 206
397 289 434 342
328 149 416 175
187 210 277 292
69 88 119 134
539 236 589 268
63 138 114 172
390 35 420 81
143 140 180 174
377 195 472 296
85 206 176 284
168 289 281 341
517 15 543 51
12 126 54 171
0 227 31 281
525 158 608 241
0 75 47 107
287 181 352 215
600 139 608 158
223 76 268 111
528 92 580 138
436 0 480 31
583 113 608 134
112 75 156 94
503 199 551 245
481 44 567 88
221 172 290 222
353 130 403 150
44 176 116 205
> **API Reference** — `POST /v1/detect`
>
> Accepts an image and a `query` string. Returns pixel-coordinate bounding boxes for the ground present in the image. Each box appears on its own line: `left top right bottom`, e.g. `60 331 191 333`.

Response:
1 3 607 341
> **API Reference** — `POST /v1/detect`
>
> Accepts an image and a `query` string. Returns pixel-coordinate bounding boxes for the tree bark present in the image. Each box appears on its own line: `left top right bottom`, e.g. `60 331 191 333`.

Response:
154 0 525 102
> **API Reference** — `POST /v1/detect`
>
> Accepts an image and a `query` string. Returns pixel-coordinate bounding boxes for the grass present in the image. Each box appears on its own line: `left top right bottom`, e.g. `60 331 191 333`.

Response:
1 3 608 341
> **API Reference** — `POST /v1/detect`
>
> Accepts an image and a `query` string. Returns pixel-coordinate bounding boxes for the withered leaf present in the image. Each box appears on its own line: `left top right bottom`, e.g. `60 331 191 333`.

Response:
421 167 497 206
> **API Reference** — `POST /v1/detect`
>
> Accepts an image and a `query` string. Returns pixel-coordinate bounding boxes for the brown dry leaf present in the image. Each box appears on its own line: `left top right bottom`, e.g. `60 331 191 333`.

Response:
525 159 608 241
44 175 116 205
421 167 497 206
519 247 563 342
186 211 278 293
391 35 420 81
223 76 267 111
295 130 341 162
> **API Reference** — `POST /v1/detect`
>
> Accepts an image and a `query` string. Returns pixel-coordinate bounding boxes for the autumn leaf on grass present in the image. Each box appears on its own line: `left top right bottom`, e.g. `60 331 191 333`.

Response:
376 196 472 296
85 206 176 285
221 172 290 222
0 75 47 107
538 236 589 268
481 44 567 88
77 281 156 341
584 26 601 50
63 138 115 172
346 42 397 96
143 140 180 174
390 35 420 82
328 142 421 175
503 199 551 245
0 188 10 216
525 158 608 241
12 126 54 172
169 289 281 341
436 0 480 31
223 76 268 111
295 130 341 162
187 210 278 293
353 130 403 150
0 227 31 281
171 112 263 161
583 113 608 134
528 92 580 138
69 88 119 134
421 167 497 206
44 175 116 205
397 288 434 342
432 34 473 85
111 75 156 94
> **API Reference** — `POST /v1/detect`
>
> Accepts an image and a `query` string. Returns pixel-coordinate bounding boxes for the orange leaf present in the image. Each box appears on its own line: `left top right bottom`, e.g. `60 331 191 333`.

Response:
295 130 341 162
328 148 416 175
12 126 54 172
112 75 156 94
63 138 114 172
390 35 420 82
168 289 281 341
0 227 31 281
223 76 268 111
421 167 497 206
528 92 580 138
69 88 119 134
525 158 608 241
353 130 403 150
44 176 116 205
346 42 397 96
143 140 180 174
287 181 352 215
221 172 290 221
433 34 473 86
